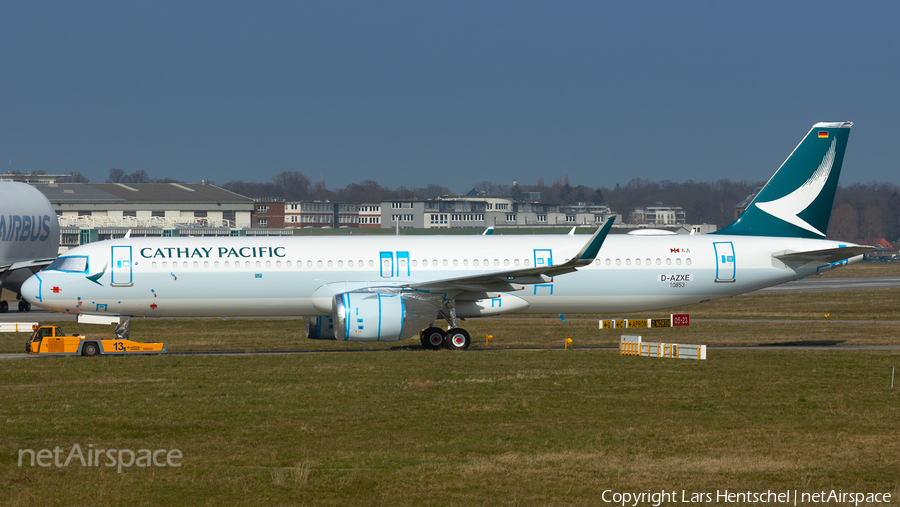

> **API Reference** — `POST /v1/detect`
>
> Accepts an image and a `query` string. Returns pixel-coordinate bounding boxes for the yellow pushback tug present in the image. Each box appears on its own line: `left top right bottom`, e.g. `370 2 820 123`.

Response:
26 325 166 356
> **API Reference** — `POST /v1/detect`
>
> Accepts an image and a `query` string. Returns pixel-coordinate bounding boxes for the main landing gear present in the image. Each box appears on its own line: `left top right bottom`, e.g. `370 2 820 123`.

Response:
444 328 471 350
419 301 473 350
419 327 472 351
420 327 445 350
0 300 30 313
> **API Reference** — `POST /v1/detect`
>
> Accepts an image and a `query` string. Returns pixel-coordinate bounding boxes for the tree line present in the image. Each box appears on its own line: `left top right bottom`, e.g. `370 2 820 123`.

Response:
7 168 899 243
218 171 900 243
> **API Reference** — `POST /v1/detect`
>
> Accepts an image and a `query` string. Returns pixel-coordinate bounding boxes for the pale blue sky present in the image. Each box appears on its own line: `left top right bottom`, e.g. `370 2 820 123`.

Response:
2 1 897 191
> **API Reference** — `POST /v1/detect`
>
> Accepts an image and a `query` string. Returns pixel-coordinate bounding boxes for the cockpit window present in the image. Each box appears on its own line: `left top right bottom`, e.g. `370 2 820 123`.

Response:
46 256 88 272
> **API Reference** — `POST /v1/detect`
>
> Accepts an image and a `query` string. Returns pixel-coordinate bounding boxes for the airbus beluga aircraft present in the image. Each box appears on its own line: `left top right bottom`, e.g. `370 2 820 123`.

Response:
22 122 872 349
0 182 60 312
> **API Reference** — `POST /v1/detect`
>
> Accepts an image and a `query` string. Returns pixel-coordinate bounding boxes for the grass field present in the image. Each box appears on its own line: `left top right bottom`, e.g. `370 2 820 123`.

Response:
820 261 900 278
2 283 900 506
4 286 899 355
2 349 899 506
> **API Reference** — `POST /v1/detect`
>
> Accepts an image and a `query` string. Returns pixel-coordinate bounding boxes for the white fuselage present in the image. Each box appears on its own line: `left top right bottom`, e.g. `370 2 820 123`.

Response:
23 233 858 318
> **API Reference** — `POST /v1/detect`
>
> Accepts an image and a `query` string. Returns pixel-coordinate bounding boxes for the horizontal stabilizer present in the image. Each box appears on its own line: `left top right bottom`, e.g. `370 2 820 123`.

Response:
774 245 875 264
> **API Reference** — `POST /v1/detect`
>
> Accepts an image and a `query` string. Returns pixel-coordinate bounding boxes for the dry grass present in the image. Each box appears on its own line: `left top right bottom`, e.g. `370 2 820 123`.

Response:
467 319 900 347
2 287 900 355
2 276 899 504
1 349 898 506
590 287 900 321
820 261 900 278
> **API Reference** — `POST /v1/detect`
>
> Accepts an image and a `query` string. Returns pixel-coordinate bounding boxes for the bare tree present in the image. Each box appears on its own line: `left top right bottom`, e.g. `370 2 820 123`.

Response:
338 180 390 202
107 168 128 183
129 170 150 183
58 171 89 183
828 204 859 242
861 205 884 240
273 171 311 201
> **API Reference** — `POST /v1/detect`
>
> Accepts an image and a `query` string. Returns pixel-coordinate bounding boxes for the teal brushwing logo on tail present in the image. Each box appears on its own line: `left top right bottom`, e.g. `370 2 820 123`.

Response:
754 136 836 236
715 122 852 238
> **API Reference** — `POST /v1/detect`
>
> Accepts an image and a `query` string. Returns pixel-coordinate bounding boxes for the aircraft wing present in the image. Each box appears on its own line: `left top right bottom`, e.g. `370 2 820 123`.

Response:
773 245 875 264
407 218 615 292
0 258 56 275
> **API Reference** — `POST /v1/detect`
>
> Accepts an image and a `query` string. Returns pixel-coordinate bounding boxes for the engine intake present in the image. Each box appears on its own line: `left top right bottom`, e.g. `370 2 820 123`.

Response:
332 290 442 341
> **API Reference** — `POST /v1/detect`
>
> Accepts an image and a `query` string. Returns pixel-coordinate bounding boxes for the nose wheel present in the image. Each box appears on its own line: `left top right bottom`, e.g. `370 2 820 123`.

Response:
18 301 31 312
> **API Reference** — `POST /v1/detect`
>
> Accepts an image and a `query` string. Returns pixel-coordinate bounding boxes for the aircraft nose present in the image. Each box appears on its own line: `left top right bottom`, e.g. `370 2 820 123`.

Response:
21 274 42 305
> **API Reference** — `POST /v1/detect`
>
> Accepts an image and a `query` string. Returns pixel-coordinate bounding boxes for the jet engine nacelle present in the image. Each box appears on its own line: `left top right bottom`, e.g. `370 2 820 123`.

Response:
332 290 441 342
305 316 336 340
333 292 406 341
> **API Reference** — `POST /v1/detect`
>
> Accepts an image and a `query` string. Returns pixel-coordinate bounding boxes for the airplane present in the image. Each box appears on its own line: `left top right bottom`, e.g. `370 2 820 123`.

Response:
0 182 60 312
22 122 873 349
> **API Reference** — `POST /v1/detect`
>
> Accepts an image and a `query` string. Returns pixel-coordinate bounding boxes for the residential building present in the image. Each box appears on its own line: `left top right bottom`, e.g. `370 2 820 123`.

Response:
631 205 686 226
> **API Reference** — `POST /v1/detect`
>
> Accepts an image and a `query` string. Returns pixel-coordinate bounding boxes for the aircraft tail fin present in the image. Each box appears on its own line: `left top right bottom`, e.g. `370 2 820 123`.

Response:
714 122 852 238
